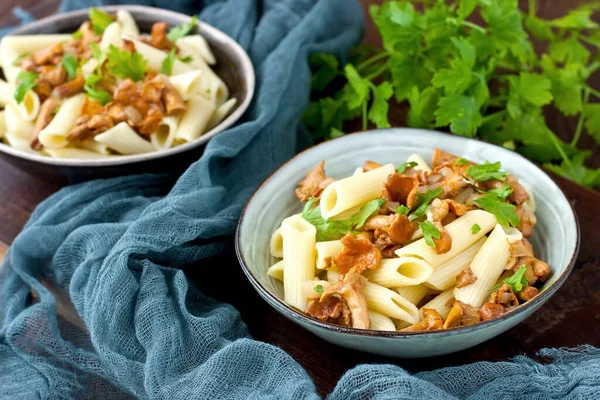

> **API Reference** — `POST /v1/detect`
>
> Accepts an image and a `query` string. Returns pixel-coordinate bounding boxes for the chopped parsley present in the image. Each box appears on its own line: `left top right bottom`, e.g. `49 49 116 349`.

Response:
160 48 177 76
178 55 194 63
419 220 440 248
396 205 410 215
314 285 324 293
89 7 114 35
11 52 30 66
14 71 39 104
411 188 443 218
492 266 529 293
466 161 508 182
167 15 197 42
106 44 147 82
84 74 111 105
473 192 520 228
72 29 83 39
455 157 469 166
350 199 385 229
471 223 481 234
61 53 78 80
396 161 418 173
487 184 513 201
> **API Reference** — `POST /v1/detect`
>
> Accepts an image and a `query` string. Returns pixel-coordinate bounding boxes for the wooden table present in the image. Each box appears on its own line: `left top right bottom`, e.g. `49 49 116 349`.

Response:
0 1 599 397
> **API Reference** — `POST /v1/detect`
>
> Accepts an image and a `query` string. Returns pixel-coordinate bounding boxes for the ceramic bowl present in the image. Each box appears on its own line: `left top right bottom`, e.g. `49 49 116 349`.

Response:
235 128 579 358
0 5 254 182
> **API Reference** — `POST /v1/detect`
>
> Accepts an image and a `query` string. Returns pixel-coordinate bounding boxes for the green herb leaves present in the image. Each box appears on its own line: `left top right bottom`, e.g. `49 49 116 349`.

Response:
167 15 197 42
502 266 529 293
314 285 324 294
396 205 410 215
84 74 111 105
106 44 147 82
471 223 481 234
14 71 38 104
419 220 440 248
396 161 417 173
89 7 113 35
466 162 507 181
473 191 519 228
302 198 383 241
161 48 176 76
62 53 78 80
412 188 442 218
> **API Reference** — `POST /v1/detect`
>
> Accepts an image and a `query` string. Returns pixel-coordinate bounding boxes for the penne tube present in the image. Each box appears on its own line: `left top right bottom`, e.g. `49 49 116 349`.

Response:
81 59 99 80
406 153 432 172
420 288 454 319
282 214 317 311
352 167 363 176
269 227 284 258
0 79 14 106
368 310 396 331
116 9 140 36
267 260 284 281
425 237 486 291
4 103 34 139
3 133 38 154
327 271 419 324
150 116 180 150
315 240 343 269
16 89 40 122
453 224 513 307
173 95 216 142
124 36 193 76
177 35 216 65
329 204 363 221
0 110 6 139
394 284 429 306
320 164 395 219
100 22 123 52
302 280 331 299
395 210 497 266
94 122 154 155
79 139 111 155
44 147 110 159
38 94 84 149
206 98 237 131
365 257 434 288
169 70 203 101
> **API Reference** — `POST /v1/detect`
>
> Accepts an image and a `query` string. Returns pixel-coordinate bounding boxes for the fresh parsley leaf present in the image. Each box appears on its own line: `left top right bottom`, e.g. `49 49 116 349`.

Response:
161 48 176 76
178 55 194 63
466 161 507 181
473 192 520 228
343 64 370 110
89 7 113 35
487 183 513 200
456 157 469 166
407 86 439 129
471 223 481 234
544 151 600 189
432 59 473 95
508 73 553 114
72 29 83 39
583 104 600 144
314 285 324 293
106 44 147 81
551 9 598 29
350 199 385 229
368 81 393 128
310 53 340 91
503 266 529 293
549 36 590 66
435 95 482 137
167 15 197 42
90 43 103 61
11 52 30 66
419 220 441 248
396 161 418 173
302 198 353 241
13 71 38 104
396 205 410 215
412 188 443 218
84 74 111 105
457 0 477 20
62 53 78 80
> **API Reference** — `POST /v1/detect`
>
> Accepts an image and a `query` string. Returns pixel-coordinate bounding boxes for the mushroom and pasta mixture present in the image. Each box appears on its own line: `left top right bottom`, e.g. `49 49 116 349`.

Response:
0 8 235 158
268 148 551 332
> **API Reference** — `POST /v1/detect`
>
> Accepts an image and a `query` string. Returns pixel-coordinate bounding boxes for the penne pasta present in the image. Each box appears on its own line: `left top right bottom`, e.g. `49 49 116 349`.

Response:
94 122 154 155
420 288 454 319
395 210 497 266
0 79 14 106
0 110 6 139
329 204 363 221
364 257 434 288
173 95 216 142
406 153 432 172
150 116 180 150
368 310 396 331
100 22 123 52
16 90 40 122
177 35 216 65
315 240 343 269
169 71 203 101
394 284 429 306
79 139 111 155
302 280 331 300
44 147 110 159
267 260 284 281
320 164 395 219
352 167 363 176
269 227 284 258
281 214 317 311
116 9 140 36
453 224 514 307
206 98 237 131
4 103 34 139
425 237 486 291
81 59 99 80
38 94 85 149
3 133 38 154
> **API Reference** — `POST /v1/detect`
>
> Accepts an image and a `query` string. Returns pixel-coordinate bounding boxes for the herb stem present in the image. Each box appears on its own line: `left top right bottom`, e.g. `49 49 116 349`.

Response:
364 63 389 81
579 35 599 48
587 87 600 100
481 110 507 124
587 61 600 75
571 88 590 147
546 130 573 172
357 52 389 72
461 20 487 34
362 101 367 131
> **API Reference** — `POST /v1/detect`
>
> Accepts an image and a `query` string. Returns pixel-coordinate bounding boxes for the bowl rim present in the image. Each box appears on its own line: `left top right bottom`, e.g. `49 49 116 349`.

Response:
0 5 255 167
235 128 580 338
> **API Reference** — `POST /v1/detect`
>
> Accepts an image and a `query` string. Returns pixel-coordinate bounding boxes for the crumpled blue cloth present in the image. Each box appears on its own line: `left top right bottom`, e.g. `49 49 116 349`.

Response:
1 1 599 399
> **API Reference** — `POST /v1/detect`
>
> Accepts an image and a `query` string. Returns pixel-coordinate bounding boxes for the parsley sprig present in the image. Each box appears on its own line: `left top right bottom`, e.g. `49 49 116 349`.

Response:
106 44 147 82
303 0 600 188
14 71 38 104
492 266 529 293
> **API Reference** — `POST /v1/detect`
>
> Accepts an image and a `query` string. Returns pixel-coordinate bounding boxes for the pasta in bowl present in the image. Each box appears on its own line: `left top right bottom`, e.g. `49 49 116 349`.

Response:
236 129 579 357
0 6 253 177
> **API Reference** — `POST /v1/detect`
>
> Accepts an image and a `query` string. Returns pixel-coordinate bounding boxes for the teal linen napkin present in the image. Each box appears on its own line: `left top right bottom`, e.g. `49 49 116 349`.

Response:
1 1 599 399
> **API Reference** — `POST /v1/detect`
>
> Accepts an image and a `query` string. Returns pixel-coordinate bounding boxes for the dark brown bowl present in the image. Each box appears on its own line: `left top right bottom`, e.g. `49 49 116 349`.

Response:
0 5 254 183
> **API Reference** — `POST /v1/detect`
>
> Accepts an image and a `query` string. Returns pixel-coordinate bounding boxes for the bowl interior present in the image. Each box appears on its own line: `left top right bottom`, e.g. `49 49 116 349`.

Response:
1 5 254 167
237 128 579 334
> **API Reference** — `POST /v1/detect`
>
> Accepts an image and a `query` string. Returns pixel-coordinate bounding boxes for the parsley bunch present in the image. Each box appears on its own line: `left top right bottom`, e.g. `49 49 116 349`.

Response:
304 0 600 188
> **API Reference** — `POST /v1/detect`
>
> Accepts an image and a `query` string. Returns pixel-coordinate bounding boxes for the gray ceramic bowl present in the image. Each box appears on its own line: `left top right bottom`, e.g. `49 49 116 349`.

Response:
0 5 254 182
236 128 579 358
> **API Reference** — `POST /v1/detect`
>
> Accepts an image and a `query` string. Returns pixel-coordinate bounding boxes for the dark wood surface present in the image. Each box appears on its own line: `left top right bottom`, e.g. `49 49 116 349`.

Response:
0 1 599 397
